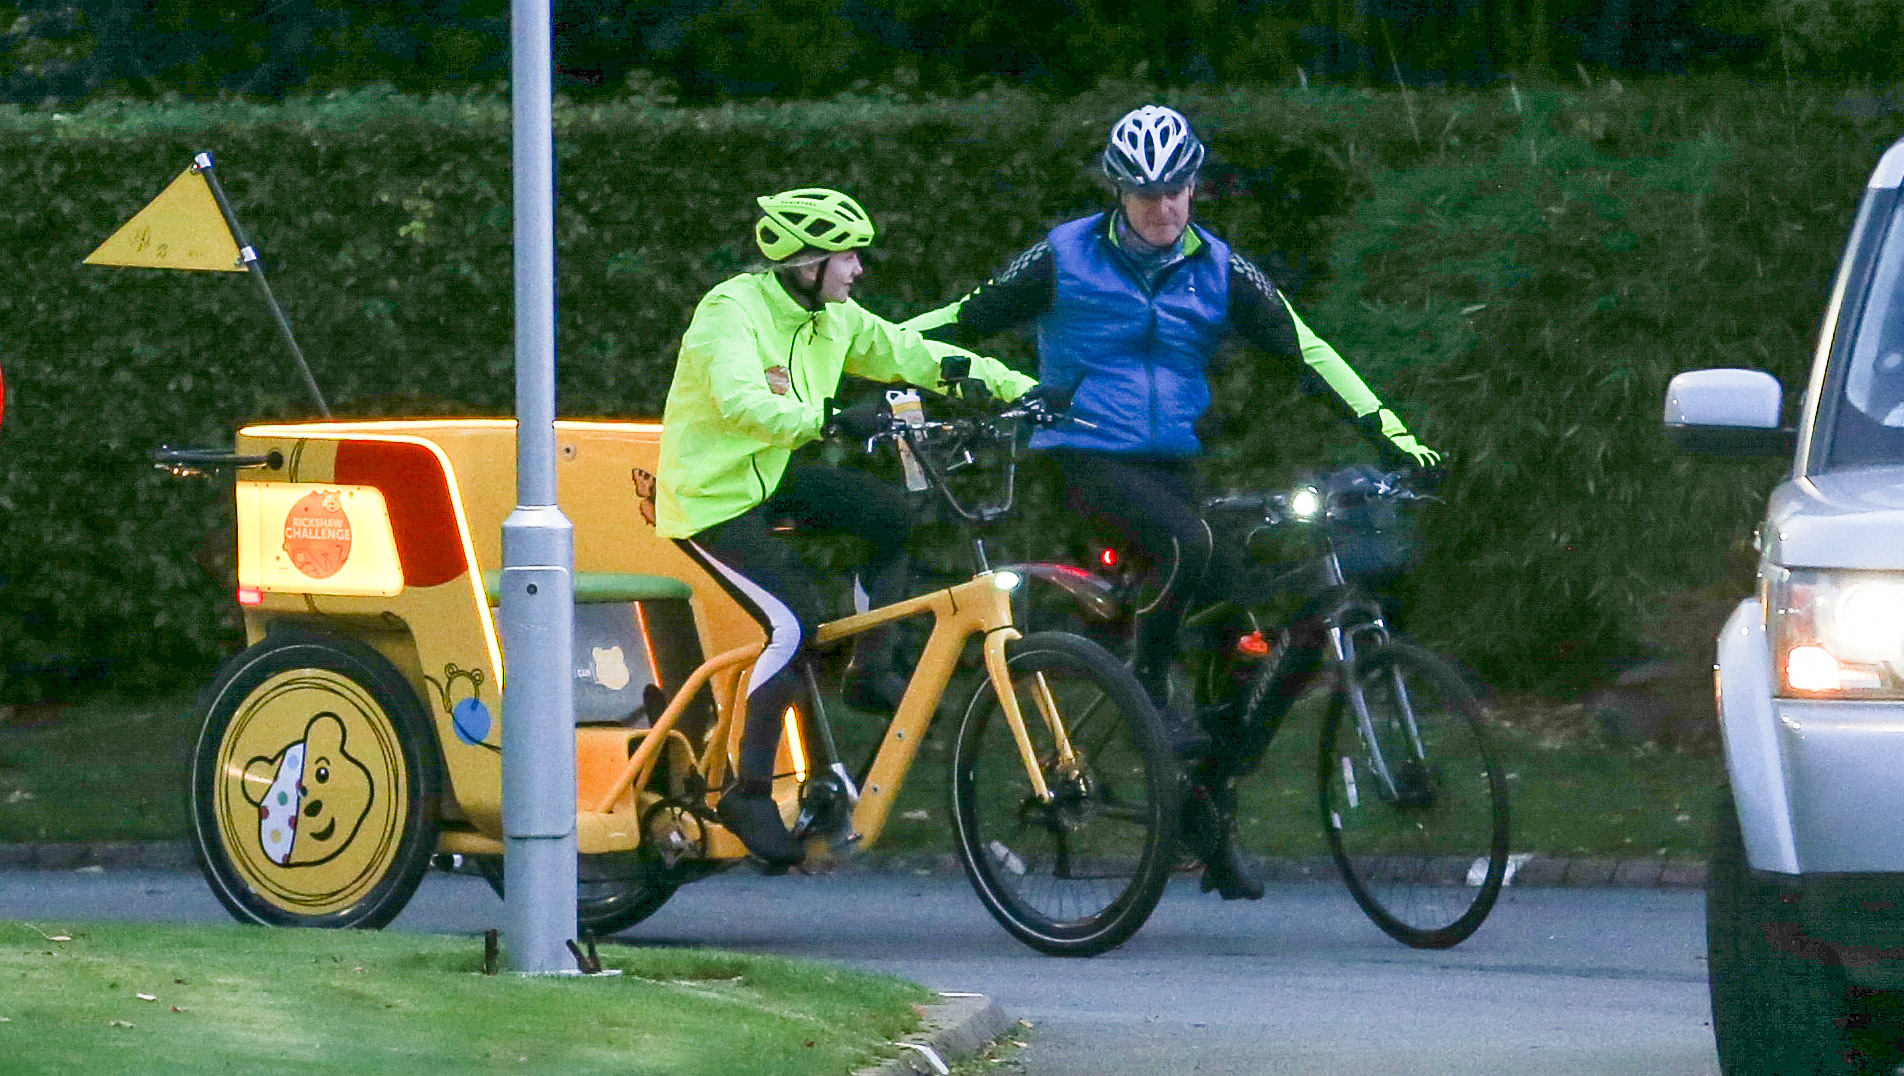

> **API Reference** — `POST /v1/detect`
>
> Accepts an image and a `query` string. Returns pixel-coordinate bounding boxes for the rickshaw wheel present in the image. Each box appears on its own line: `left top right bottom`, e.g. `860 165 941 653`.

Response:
190 628 440 929
470 852 679 937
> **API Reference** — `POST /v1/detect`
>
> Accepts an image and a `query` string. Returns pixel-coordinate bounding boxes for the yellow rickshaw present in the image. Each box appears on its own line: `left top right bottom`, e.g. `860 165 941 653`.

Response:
163 398 1180 956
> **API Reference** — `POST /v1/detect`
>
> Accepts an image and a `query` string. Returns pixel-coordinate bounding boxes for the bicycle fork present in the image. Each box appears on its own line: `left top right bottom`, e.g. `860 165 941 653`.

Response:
1331 608 1427 807
983 629 1076 803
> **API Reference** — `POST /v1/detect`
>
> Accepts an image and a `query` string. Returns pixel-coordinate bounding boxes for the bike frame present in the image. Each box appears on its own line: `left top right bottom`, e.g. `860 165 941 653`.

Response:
597 568 1074 854
1047 505 1431 806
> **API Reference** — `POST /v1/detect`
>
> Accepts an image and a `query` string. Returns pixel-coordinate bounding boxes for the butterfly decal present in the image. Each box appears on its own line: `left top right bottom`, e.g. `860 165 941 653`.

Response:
631 467 657 527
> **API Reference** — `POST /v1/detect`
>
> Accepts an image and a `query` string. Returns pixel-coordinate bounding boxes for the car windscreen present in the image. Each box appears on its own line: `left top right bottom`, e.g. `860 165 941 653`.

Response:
1823 192 1904 469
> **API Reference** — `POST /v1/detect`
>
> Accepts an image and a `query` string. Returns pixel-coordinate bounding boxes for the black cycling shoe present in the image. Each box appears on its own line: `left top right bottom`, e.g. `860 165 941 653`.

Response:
1199 832 1264 901
716 785 806 867
842 662 909 713
1183 782 1263 901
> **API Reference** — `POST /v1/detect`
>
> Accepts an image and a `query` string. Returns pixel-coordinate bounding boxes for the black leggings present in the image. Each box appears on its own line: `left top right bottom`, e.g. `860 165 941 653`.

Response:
1051 451 1215 680
1056 451 1329 771
674 464 910 783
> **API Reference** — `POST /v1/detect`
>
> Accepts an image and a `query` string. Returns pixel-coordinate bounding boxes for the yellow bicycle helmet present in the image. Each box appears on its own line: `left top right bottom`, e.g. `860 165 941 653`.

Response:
754 187 875 262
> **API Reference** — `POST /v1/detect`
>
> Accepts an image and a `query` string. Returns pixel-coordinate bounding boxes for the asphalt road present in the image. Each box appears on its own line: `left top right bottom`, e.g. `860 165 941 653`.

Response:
0 866 1718 1075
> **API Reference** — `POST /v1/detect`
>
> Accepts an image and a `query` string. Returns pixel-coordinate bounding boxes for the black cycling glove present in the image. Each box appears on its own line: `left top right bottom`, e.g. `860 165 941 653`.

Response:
826 399 894 440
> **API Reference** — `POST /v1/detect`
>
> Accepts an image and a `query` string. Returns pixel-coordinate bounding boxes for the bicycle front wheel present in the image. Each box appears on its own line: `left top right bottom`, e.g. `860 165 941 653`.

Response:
1318 642 1509 949
951 632 1178 957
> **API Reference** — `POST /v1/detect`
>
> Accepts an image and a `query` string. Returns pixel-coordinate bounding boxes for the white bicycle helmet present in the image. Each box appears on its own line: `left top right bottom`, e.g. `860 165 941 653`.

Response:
1102 105 1205 190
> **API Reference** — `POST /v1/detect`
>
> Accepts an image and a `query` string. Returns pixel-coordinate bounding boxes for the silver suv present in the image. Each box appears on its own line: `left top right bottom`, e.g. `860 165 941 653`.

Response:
1666 134 1904 1075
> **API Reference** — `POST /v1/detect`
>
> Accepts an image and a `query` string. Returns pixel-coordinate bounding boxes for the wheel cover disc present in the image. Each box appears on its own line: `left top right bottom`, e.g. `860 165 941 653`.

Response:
211 669 411 917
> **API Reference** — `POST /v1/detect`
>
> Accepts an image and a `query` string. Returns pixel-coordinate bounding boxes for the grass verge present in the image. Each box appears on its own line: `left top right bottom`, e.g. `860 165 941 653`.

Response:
0 920 927 1075
1222 690 1722 864
0 692 200 842
832 675 1724 863
0 683 1722 861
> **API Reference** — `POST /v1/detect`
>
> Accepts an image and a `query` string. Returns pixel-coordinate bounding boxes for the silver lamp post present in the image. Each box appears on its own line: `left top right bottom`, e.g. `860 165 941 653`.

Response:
501 0 579 974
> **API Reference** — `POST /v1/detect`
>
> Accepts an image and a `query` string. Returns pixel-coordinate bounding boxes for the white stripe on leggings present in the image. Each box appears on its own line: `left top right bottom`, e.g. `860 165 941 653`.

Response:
686 540 803 698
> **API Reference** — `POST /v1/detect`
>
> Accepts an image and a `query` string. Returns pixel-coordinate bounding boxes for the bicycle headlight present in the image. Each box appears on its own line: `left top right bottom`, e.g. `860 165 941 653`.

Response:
1767 566 1904 698
992 570 1022 592
1289 487 1322 520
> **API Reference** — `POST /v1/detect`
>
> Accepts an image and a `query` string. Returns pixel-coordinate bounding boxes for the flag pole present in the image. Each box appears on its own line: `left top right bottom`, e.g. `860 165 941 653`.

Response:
191 152 332 419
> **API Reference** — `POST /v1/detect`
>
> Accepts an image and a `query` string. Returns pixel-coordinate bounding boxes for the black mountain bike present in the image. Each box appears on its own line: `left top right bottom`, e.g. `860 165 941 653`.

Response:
1015 465 1511 949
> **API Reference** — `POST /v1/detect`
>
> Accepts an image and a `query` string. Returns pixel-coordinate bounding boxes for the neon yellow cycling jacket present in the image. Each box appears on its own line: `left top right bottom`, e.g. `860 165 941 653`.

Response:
655 271 1037 538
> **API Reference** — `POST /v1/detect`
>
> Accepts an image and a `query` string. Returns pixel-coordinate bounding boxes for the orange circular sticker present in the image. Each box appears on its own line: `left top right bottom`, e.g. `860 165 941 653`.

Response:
283 491 353 579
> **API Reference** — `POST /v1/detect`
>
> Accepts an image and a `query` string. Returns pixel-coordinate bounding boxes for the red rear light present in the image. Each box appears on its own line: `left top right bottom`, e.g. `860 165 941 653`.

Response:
237 586 263 607
1098 548 1118 569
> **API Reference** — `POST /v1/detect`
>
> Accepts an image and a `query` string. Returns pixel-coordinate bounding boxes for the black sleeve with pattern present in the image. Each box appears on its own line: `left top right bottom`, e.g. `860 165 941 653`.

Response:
918 239 1055 346
1226 250 1301 359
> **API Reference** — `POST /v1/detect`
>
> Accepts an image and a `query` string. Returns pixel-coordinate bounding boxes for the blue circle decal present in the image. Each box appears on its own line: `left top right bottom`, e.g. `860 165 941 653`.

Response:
451 698 492 745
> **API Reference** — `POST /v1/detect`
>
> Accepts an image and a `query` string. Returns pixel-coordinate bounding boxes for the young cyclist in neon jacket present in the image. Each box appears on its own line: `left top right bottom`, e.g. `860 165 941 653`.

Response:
655 188 1036 867
910 106 1441 900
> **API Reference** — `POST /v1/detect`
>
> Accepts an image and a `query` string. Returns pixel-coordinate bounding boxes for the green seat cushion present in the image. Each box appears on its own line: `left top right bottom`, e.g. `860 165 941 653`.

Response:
482 570 693 605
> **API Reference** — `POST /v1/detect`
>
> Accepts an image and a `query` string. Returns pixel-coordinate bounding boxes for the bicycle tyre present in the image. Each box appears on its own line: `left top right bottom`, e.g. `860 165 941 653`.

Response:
950 631 1178 957
472 852 678 937
1318 641 1509 949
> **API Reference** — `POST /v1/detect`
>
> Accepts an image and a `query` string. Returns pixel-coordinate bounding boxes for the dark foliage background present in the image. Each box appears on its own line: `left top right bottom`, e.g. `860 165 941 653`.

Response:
1 1 1899 104
0 79 1895 702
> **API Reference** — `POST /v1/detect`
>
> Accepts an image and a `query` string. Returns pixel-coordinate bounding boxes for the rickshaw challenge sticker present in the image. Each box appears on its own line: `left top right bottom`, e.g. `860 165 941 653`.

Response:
283 490 353 579
237 481 402 597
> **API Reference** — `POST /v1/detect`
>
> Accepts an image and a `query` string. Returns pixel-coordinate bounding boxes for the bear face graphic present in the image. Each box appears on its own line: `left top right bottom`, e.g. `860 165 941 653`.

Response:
241 712 375 867
590 645 631 691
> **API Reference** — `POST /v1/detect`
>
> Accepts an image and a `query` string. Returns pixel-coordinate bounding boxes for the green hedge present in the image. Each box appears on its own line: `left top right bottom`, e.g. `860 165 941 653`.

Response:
0 79 1893 700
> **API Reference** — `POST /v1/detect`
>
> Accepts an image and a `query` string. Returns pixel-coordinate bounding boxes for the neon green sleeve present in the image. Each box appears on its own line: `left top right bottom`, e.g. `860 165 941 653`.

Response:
687 297 820 450
1283 295 1383 417
899 300 963 335
1280 295 1440 465
844 303 1036 401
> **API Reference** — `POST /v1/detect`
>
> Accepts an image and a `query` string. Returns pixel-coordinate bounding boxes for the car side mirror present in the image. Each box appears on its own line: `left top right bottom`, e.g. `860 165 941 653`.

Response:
1662 368 1797 458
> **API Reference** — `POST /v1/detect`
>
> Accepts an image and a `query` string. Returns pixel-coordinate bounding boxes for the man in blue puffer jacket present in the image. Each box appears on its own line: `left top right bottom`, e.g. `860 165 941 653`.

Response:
910 105 1441 900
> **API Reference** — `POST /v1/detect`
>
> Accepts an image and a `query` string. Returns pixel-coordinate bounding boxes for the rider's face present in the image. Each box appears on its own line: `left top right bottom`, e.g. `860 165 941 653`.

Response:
797 250 863 304
1119 181 1196 247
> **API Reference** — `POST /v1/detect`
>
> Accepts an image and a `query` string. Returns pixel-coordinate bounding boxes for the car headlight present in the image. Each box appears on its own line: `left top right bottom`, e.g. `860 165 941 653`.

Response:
1767 565 1904 698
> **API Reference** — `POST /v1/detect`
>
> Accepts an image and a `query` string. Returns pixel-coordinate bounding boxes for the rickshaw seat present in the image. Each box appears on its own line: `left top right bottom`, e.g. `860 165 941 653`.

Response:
481 570 693 605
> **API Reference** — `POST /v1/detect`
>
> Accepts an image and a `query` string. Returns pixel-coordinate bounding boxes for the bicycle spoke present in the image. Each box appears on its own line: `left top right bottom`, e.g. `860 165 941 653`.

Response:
952 634 1175 956
1320 643 1509 950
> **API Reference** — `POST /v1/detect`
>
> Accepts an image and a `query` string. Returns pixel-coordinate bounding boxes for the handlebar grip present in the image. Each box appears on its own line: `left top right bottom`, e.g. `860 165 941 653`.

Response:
150 445 284 477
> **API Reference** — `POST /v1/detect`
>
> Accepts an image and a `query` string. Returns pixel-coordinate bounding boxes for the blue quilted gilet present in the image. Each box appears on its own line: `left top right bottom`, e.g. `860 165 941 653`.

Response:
1029 213 1230 456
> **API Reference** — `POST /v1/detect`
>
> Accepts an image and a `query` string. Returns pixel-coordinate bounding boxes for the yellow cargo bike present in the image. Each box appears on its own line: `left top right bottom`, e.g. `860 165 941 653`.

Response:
162 396 1179 956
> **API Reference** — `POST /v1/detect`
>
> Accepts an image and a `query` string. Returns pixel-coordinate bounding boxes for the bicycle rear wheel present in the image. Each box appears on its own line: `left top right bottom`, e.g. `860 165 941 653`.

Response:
951 632 1178 957
1318 642 1509 949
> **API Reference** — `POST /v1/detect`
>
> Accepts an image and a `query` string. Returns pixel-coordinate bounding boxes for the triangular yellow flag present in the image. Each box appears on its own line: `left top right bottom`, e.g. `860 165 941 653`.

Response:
85 166 243 272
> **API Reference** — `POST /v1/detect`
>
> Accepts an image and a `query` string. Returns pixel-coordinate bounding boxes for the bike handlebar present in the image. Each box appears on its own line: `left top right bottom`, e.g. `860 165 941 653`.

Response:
855 395 1097 524
837 393 1087 445
1201 467 1439 523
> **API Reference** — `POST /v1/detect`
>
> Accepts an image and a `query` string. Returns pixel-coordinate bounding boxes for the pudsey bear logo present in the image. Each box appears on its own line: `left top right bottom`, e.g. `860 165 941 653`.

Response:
591 645 631 691
242 713 375 867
